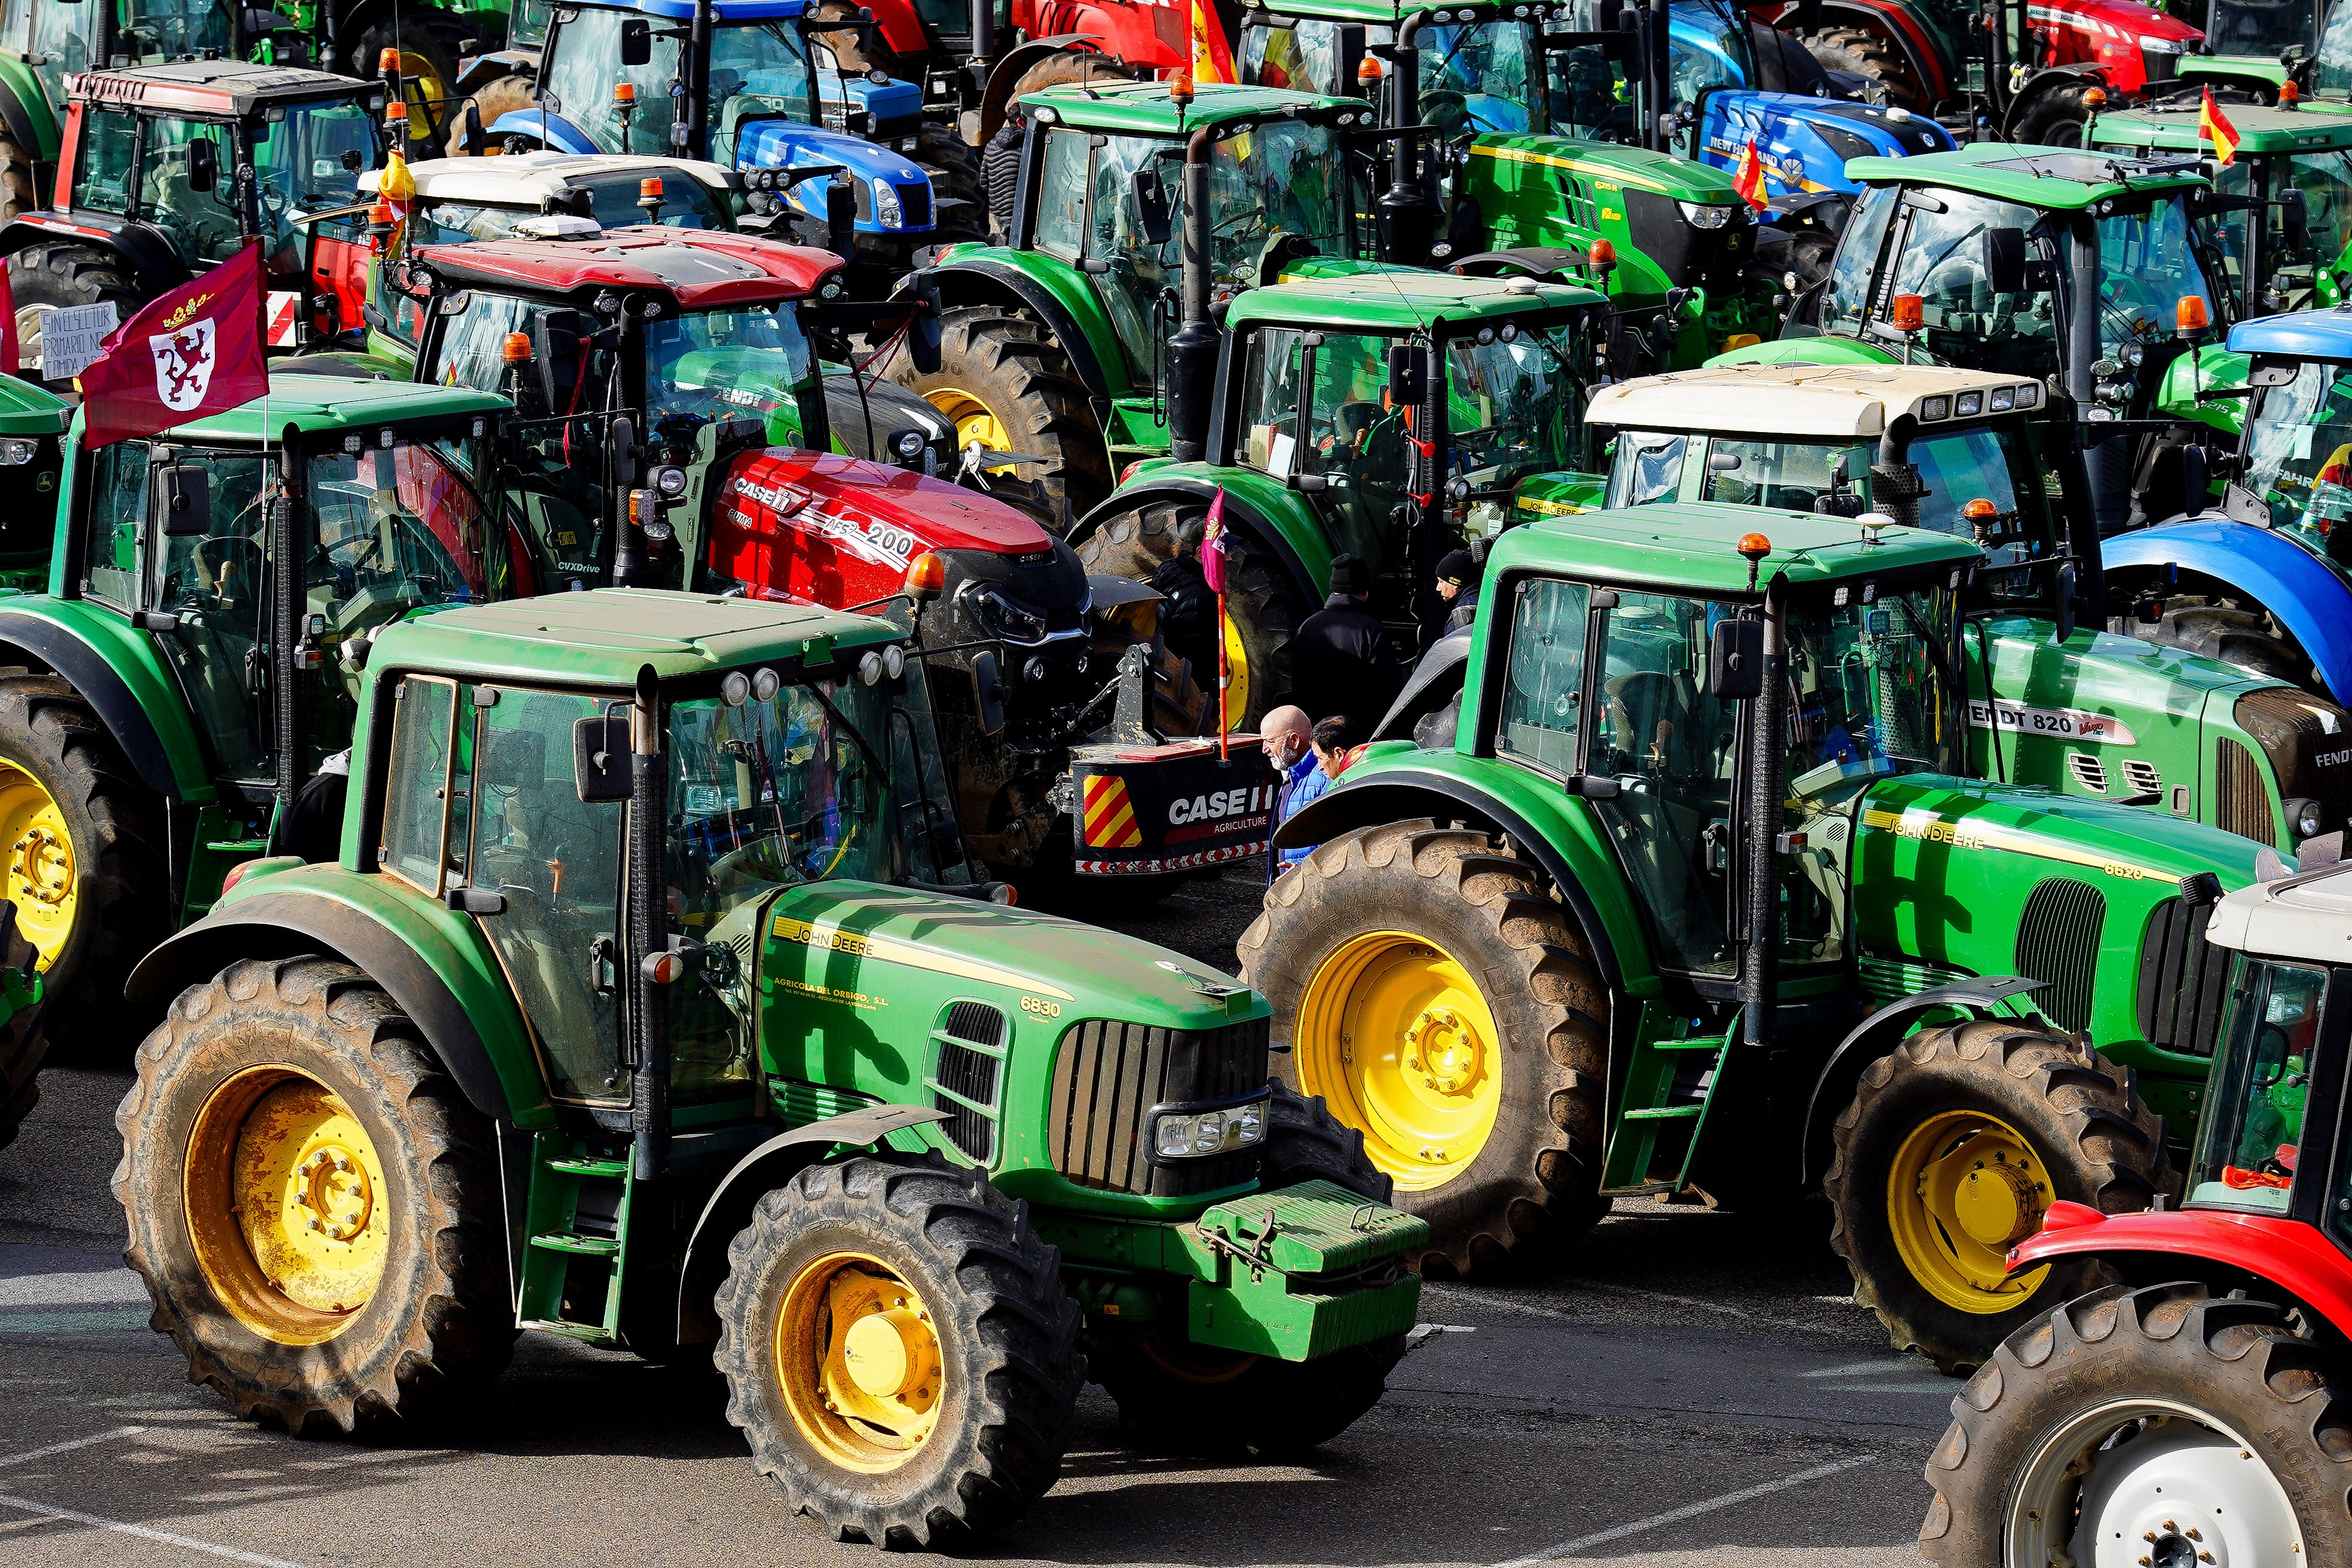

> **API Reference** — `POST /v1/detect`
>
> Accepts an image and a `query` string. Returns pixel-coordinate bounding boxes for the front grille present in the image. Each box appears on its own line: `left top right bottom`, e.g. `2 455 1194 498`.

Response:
2067 752 2107 793
2015 877 2105 1033
2213 736 2274 846
2138 895 2228 1056
897 182 933 228
928 1002 1007 1162
1047 1017 1269 1196
2235 688 2352 840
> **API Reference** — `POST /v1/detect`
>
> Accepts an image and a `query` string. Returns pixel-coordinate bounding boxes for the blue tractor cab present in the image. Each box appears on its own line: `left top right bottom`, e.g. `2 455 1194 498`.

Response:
471 0 976 277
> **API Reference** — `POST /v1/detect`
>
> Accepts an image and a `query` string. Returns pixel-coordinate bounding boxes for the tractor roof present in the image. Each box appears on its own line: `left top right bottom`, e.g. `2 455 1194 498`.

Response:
362 152 736 206
2090 99 2352 154
1229 270 1602 332
2204 858 2352 964
561 0 810 17
1020 78 1365 136
2229 307 2352 360
69 373 508 446
1587 363 2044 439
372 587 898 687
412 227 842 307
0 374 70 437
1843 144 2209 209
74 58 379 117
1241 0 1574 19
1492 500 1979 596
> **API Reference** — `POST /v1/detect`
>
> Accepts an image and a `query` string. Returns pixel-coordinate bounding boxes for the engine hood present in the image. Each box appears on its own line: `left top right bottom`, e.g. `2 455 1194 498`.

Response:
1855 774 2277 889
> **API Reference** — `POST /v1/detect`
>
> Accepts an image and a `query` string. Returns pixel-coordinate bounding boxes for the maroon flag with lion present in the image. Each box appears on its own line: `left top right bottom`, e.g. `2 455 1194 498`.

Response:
78 241 267 448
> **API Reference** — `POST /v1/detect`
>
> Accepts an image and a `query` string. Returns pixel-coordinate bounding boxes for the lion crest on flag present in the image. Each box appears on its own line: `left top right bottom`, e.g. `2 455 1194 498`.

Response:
150 317 216 412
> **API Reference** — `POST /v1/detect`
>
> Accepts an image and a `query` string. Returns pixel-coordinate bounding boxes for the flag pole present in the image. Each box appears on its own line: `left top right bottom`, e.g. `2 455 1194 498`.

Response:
1216 586 1229 761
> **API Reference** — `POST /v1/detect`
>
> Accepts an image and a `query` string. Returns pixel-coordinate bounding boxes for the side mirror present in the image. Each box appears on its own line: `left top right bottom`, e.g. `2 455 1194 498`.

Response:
155 464 212 536
970 650 1006 734
2054 561 2078 645
240 5 280 33
1131 164 1173 247
619 17 653 65
1984 226 2027 295
1707 617 1764 699
1388 342 1428 408
909 272 942 376
2280 185 2311 253
611 413 636 490
574 715 633 802
187 138 219 194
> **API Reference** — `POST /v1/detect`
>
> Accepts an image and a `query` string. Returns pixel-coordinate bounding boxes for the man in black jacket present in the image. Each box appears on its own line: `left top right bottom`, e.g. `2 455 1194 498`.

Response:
1287 553 1402 737
982 112 1025 243
1434 548 1480 636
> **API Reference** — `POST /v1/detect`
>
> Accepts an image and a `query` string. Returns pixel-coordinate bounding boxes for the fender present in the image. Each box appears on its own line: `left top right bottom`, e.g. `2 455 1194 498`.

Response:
1271 767 1637 993
673 1105 951 1342
122 879 550 1127
0 72 56 185
924 251 1122 409
452 50 537 97
484 107 599 155
1374 624 1472 742
0 606 212 800
978 33 1119 145
1799 975 2048 1185
2101 519 2352 707
2001 62 2107 140
856 0 929 58
2011 1202 2352 1339
1068 473 1321 607
1 212 191 295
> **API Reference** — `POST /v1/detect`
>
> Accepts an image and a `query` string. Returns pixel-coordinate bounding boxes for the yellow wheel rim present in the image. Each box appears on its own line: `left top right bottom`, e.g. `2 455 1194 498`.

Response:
397 51 447 146
776 1252 944 1473
183 1066 391 1346
1294 931 1503 1192
1886 1109 2054 1315
0 764 75 972
919 388 1020 475
1220 610 1251 730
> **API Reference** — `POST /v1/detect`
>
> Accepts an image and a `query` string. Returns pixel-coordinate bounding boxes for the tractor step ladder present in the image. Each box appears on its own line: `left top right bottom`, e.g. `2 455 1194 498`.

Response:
1600 1019 1732 1195
516 1137 633 1345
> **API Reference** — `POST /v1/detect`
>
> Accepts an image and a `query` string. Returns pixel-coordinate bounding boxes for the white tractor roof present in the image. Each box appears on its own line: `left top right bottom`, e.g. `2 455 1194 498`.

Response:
2207 857 2352 965
1586 363 2043 440
362 152 736 206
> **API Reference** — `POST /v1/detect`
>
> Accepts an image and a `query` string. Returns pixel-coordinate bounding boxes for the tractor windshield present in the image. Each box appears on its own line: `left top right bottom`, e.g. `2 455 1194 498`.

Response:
1446 321 1587 522
252 97 378 217
2185 955 2327 1214
2240 357 2352 557
541 6 821 154
1200 121 1350 281
2210 149 2352 308
1242 18 1541 136
642 302 825 457
2203 0 2321 60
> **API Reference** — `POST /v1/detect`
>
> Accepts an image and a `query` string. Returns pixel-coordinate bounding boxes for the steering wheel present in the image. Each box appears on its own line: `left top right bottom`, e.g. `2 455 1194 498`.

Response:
1420 87 1470 139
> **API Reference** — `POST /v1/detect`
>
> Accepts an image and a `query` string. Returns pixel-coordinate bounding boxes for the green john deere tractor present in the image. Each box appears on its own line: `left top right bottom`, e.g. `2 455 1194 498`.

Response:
111 586 1425 1544
0 373 510 1098
1238 501 2274 1373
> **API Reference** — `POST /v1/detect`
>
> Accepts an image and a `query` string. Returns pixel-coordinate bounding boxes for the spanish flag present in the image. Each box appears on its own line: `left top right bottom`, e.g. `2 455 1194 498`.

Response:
2201 87 2241 166
1732 139 1770 210
1190 0 1236 84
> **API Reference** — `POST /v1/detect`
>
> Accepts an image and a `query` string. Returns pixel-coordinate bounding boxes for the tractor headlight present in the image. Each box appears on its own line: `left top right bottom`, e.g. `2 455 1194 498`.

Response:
653 464 689 498
1678 200 1734 229
1149 1092 1272 1160
883 643 905 679
889 426 927 461
2288 795 2328 838
0 438 38 466
871 176 903 228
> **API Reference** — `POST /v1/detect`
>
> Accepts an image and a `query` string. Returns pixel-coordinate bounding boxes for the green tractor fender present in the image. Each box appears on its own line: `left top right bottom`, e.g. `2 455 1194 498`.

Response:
121 867 552 1129
924 249 1131 408
673 1102 953 1345
1070 469 1333 604
1270 757 1660 999
0 57 59 170
1797 975 2054 1189
2155 345 2249 438
0 602 215 801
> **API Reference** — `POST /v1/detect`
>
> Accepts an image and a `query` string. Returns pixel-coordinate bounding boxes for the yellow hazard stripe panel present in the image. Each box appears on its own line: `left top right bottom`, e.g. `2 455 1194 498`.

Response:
1082 776 1143 849
1466 142 1673 194
770 914 1077 1000
1858 808 2175 883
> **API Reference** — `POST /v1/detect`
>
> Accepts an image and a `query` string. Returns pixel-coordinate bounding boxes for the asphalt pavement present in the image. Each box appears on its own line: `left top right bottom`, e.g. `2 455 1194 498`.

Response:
0 863 1955 1567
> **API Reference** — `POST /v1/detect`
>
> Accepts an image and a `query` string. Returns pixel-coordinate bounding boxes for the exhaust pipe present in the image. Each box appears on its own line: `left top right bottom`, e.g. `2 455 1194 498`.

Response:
1168 127 1220 462
1376 12 1441 264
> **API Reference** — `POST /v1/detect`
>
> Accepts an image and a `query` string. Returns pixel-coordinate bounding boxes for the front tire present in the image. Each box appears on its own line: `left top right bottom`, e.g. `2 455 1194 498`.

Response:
713 1156 1082 1548
113 956 514 1432
10 243 139 393
1918 1282 2352 1566
894 307 1111 531
1238 821 1609 1275
1826 1019 2170 1375
1800 26 1922 106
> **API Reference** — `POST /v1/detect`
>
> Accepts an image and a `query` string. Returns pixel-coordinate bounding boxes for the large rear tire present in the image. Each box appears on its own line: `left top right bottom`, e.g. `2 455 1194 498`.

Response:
1800 26 1922 107
1238 820 1609 1275
1826 1019 2170 1376
2117 596 2313 689
345 10 464 158
0 674 167 1063
2011 85 2098 149
896 307 1111 531
114 955 515 1432
0 125 37 231
442 72 540 158
10 242 139 393
713 1156 1082 1548
1917 1282 2352 1566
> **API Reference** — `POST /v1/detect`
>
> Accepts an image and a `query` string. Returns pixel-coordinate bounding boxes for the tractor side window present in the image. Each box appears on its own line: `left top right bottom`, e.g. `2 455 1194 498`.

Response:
1815 184 1896 341
82 440 149 608
1033 129 1089 259
470 686 627 1103
1701 439 1872 512
379 675 464 895
1297 330 1404 567
1242 20 1336 92
74 109 137 216
1605 431 1688 507
431 294 537 396
140 117 247 265
0 0 30 54
24 3 91 125
1907 430 2026 538
1235 327 1306 477
2190 956 2326 1216
151 446 274 783
2096 198 2217 367
1089 133 1174 385
1496 576 1590 778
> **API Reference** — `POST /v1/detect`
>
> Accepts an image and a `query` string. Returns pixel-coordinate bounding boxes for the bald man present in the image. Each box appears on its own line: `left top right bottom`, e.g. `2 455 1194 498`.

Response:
1262 704 1326 880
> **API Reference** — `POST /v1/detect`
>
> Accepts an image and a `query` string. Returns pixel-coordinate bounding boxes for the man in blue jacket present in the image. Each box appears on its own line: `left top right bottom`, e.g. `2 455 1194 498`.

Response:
1261 705 1321 879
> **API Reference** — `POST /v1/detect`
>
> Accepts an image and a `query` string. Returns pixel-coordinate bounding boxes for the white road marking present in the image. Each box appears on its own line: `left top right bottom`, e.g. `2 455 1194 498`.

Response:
0 1493 314 1567
1799 1358 1929 1379
1423 1278 1850 1336
1481 1453 1881 1566
0 1426 145 1468
1405 1322 1478 1349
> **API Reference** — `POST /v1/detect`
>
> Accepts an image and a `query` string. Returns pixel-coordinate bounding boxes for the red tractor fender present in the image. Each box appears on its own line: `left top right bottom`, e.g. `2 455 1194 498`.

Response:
852 0 930 59
2011 1200 2352 1339
977 12 1186 143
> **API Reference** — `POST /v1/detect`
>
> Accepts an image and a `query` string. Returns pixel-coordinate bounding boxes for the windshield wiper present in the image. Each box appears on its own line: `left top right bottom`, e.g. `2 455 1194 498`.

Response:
800 679 892 779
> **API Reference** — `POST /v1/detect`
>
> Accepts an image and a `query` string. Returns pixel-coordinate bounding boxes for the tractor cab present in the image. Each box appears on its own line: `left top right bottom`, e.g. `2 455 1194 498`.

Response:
0 58 390 378
2179 0 2352 100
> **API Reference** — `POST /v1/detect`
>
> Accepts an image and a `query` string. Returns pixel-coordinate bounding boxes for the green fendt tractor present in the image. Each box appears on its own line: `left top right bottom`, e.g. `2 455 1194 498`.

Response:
111 586 1425 1545
0 373 509 1088
1237 498 2282 1374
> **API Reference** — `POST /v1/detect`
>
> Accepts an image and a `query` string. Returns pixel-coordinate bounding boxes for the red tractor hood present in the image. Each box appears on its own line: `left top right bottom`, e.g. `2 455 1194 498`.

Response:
2050 0 2200 40
2011 1200 2352 1337
708 448 1055 608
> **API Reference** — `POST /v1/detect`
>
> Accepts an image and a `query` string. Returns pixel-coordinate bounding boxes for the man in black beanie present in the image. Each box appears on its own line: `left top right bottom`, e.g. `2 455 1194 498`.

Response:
1288 553 1401 737
1434 547 1480 636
